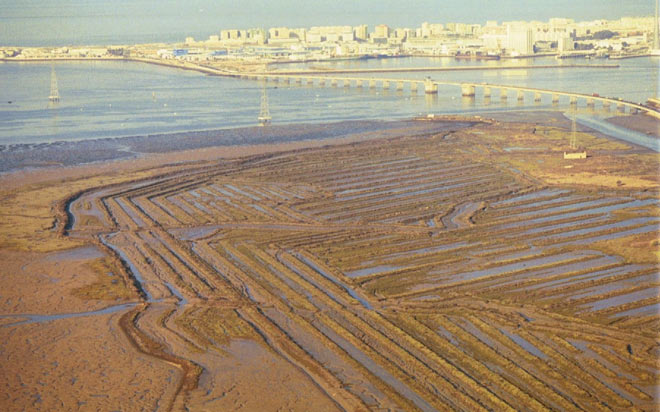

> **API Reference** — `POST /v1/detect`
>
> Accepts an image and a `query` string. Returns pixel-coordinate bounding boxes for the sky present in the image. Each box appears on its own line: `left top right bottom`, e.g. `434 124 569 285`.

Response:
0 0 655 46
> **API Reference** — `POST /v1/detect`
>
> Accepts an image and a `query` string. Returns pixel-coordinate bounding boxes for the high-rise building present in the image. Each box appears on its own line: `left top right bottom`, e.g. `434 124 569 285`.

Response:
373 24 390 39
558 36 574 52
506 25 534 55
306 26 354 43
354 25 368 41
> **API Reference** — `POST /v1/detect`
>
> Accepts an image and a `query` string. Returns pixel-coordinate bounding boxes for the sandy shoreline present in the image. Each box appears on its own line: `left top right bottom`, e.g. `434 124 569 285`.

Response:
0 118 476 189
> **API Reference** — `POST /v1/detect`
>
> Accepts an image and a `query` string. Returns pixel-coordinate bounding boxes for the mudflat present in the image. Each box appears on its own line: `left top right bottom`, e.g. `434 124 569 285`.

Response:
1 113 658 411
0 119 470 174
607 113 660 137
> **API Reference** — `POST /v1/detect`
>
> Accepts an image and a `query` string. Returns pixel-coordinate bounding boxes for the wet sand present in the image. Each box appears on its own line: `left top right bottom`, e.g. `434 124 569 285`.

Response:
0 119 471 174
1 113 658 411
606 113 660 137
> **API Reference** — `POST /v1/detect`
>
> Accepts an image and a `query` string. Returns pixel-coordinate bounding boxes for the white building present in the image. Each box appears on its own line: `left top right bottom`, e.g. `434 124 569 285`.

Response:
558 36 575 52
220 29 265 45
532 26 573 42
306 26 354 43
506 25 534 55
354 25 368 41
482 33 506 51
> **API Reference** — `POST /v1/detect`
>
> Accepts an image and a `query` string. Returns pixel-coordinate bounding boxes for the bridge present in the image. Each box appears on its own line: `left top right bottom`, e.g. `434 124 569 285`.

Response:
122 58 659 119
235 72 660 119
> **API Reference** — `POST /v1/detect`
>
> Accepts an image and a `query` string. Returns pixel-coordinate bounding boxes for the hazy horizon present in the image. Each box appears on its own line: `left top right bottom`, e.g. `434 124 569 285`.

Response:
0 0 655 46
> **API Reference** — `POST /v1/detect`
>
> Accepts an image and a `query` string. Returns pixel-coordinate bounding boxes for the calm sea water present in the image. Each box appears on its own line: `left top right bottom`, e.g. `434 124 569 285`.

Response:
0 56 657 145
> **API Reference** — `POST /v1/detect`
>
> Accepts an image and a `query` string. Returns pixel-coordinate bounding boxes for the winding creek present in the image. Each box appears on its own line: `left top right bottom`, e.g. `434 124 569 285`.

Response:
0 303 136 328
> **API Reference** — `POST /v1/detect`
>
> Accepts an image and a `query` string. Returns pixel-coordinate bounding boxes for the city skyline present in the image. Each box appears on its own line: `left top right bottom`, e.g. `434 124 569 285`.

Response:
0 0 655 46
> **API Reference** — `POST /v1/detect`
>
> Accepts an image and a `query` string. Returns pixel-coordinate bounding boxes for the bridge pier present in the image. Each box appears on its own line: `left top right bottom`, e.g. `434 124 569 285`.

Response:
344 79 350 88
306 78 313 85
569 96 577 105
586 98 595 107
461 84 476 97
397 81 404 91
517 90 525 101
331 79 338 87
617 102 625 112
295 77 302 84
411 82 419 94
500 88 508 100
283 77 290 84
383 81 390 90
319 78 326 86
483 86 491 98
424 79 438 94
602 101 610 110
552 94 559 104
357 79 363 88
534 92 542 102
369 79 376 89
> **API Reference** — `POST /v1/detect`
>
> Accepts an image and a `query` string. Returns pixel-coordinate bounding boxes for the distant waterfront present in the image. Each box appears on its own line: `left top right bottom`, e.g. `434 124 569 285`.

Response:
0 56 657 145
1 0 653 47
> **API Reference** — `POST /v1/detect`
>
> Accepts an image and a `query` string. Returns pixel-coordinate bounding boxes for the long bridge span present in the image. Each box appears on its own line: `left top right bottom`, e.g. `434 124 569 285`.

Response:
116 58 660 119
235 72 660 119
122 57 659 119
5 56 655 118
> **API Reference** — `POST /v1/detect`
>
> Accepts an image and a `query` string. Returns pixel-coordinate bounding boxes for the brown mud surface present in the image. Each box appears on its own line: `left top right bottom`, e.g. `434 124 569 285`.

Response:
1 113 658 411
0 119 469 174
606 113 660 137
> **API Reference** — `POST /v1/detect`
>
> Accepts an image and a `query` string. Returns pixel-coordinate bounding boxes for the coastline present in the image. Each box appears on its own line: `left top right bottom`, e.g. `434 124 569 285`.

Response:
0 56 621 77
0 118 476 188
2 109 657 180
4 56 656 124
3 10 660 411
2 110 657 193
1 56 243 77
263 63 620 75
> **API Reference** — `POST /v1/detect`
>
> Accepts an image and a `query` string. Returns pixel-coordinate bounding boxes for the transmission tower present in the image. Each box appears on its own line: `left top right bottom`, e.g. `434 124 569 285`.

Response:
258 83 271 126
48 66 60 102
570 108 577 150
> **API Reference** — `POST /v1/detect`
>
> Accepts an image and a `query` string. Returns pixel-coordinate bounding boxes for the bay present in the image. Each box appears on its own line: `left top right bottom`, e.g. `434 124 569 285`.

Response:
0 56 657 146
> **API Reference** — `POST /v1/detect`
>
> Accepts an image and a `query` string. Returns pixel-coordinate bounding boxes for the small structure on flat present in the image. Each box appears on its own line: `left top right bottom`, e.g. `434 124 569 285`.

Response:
563 109 587 159
258 84 271 126
48 66 60 102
